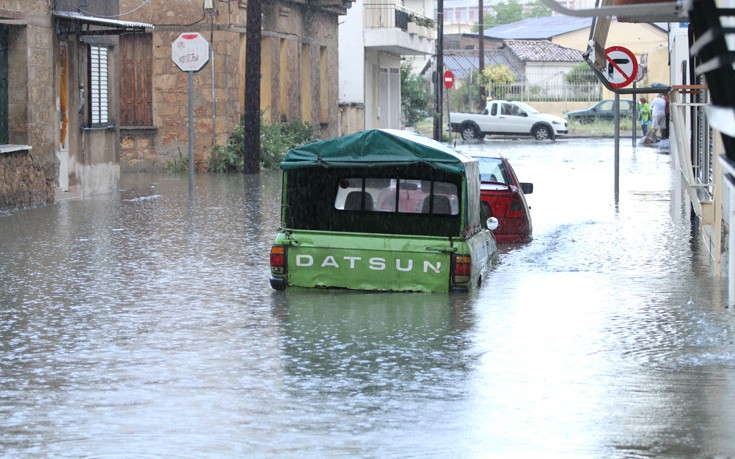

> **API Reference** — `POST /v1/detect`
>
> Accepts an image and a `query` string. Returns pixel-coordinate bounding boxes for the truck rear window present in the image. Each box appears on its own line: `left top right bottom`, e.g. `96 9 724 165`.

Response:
334 178 459 216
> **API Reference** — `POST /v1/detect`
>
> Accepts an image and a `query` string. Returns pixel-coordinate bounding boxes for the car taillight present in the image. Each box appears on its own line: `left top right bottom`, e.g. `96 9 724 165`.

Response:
270 246 287 274
507 197 525 218
453 254 471 284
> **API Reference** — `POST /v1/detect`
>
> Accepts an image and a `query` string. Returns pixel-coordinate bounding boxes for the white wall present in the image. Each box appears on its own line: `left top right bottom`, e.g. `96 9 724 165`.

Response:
365 50 402 130
339 0 366 104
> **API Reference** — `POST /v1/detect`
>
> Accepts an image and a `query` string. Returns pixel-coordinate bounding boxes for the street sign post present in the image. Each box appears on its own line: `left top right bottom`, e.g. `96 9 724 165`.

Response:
443 70 454 134
604 46 638 89
172 33 210 72
443 70 455 89
172 33 210 193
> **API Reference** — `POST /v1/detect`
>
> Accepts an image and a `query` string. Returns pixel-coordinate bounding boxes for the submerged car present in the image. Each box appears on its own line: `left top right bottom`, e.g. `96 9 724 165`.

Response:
565 99 634 123
466 151 533 244
269 129 499 293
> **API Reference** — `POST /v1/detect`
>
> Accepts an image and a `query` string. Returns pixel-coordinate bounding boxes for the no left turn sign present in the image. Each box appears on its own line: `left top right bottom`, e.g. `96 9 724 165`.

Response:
604 46 638 89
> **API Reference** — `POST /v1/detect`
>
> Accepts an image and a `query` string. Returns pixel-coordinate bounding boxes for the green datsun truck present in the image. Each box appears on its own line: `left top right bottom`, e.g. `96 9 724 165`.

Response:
269 129 498 292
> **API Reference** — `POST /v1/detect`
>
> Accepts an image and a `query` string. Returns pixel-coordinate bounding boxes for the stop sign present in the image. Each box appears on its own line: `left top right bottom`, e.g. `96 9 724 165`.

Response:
443 70 455 89
172 32 210 72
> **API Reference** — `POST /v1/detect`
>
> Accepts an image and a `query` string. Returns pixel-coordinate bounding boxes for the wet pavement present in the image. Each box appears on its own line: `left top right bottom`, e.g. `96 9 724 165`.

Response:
1 138 734 457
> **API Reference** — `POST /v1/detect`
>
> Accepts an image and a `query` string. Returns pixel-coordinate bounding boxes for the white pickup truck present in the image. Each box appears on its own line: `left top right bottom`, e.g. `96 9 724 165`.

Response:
450 100 568 141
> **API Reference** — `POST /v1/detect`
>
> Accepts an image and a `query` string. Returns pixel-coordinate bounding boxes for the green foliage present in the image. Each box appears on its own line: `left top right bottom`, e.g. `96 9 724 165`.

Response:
524 2 553 18
207 115 318 173
476 0 551 29
450 69 486 113
483 65 515 100
165 152 188 173
260 119 318 169
565 62 597 84
409 14 435 28
400 61 434 126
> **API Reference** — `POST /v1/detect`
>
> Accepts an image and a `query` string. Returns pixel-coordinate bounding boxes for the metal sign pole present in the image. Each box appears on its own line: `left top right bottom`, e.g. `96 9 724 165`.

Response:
614 92 620 203
171 32 211 195
188 71 194 195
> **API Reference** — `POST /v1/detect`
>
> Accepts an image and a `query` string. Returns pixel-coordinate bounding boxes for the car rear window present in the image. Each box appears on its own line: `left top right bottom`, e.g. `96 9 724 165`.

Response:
334 177 459 216
476 158 510 184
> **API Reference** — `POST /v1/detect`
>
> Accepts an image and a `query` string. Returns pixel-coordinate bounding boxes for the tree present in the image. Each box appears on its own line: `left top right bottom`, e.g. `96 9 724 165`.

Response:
565 62 597 84
400 61 433 127
450 69 486 113
483 64 515 100
474 0 551 29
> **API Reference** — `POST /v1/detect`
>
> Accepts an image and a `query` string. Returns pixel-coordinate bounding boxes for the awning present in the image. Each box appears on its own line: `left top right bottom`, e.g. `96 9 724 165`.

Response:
53 10 154 36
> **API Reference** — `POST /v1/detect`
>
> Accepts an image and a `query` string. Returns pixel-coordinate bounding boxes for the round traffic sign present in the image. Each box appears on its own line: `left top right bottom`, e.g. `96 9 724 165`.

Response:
443 70 455 89
172 32 210 72
604 46 638 89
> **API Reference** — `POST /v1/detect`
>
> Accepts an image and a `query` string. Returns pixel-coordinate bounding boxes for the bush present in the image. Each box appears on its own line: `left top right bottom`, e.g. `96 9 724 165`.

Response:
401 61 433 126
207 115 318 172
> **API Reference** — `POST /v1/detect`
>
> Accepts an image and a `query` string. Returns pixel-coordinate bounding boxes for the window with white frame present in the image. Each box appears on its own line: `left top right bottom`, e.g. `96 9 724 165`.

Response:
89 44 109 127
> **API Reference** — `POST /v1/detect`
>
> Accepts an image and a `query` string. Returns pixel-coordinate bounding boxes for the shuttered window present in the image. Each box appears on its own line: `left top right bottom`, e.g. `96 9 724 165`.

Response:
120 34 153 126
0 26 8 144
89 44 109 127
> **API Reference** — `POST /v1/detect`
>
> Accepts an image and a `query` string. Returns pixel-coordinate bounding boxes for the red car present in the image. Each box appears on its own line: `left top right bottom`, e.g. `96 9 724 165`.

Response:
468 152 533 243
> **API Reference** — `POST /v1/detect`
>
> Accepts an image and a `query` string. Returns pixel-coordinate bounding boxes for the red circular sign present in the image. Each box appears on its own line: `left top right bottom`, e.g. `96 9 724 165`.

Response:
443 70 455 89
604 46 638 89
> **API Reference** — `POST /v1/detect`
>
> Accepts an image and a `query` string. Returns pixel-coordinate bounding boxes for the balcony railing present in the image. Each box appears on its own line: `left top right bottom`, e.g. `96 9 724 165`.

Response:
364 2 435 40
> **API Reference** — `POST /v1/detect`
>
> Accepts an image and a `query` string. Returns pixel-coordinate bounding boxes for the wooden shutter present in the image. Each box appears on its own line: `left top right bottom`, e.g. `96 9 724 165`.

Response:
120 34 153 126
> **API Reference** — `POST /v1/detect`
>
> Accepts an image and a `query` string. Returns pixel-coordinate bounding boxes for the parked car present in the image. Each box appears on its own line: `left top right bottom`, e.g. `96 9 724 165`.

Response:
465 151 533 244
565 99 634 123
450 100 568 141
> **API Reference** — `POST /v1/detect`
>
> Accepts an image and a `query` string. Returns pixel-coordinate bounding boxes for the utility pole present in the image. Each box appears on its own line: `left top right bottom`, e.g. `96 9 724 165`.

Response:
433 0 444 142
242 0 262 174
478 0 485 106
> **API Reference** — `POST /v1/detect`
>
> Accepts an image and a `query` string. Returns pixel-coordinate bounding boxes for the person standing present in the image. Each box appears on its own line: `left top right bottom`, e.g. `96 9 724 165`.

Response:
663 93 670 139
651 93 666 138
638 97 651 136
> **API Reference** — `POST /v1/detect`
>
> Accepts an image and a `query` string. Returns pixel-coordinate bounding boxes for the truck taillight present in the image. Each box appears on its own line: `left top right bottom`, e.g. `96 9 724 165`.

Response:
453 254 471 284
270 246 287 274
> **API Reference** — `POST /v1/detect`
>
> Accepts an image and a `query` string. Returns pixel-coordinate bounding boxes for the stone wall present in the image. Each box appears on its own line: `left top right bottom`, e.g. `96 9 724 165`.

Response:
0 151 54 208
0 2 58 209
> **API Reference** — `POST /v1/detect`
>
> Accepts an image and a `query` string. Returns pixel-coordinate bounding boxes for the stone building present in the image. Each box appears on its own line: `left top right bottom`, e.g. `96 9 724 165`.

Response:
118 0 354 172
0 0 150 209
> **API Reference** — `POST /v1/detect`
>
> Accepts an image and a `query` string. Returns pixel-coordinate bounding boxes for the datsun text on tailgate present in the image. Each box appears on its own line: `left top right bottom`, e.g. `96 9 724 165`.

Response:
269 129 499 292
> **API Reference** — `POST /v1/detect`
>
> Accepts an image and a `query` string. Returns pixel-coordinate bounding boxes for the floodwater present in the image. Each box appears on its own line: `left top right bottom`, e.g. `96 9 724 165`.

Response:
1 138 734 457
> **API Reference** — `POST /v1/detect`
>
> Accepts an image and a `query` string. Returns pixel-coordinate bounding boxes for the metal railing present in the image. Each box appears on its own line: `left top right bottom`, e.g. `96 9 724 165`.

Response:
485 81 603 102
363 2 435 39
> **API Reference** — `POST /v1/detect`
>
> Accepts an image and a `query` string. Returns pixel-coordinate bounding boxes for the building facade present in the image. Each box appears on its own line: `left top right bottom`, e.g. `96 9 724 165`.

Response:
118 0 352 172
338 0 435 135
0 0 146 208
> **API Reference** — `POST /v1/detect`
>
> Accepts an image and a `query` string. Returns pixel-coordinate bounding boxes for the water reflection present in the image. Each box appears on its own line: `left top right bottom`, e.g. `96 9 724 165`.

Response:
1 140 735 456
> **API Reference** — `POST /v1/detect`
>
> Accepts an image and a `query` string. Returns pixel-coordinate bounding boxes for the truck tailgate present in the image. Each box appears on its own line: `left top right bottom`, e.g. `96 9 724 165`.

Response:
282 231 455 292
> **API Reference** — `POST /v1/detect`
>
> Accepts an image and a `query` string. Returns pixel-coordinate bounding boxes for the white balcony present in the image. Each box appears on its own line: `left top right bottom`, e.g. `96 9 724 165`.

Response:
363 2 435 56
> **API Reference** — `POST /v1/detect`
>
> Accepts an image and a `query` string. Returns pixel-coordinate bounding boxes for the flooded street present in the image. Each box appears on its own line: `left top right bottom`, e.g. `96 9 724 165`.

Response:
2 138 735 457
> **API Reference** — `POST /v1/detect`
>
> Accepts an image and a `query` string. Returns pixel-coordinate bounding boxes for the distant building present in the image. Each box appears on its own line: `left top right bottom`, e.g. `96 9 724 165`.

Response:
482 16 669 90
339 0 435 134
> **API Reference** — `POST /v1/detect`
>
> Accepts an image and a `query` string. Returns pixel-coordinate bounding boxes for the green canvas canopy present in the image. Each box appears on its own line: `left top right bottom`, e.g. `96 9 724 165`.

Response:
280 129 472 175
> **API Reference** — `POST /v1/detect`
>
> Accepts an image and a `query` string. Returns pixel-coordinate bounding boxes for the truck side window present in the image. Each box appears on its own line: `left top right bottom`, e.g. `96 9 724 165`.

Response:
490 104 497 116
